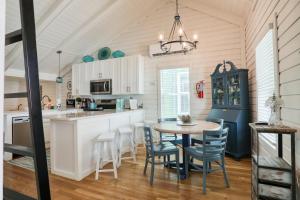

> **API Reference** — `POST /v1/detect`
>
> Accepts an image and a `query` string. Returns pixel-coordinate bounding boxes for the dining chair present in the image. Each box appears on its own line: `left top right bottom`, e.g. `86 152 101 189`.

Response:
191 118 224 146
143 126 180 185
184 127 230 194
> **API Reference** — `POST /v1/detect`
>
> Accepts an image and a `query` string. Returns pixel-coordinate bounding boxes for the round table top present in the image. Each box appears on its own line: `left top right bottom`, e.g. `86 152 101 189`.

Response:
153 120 220 135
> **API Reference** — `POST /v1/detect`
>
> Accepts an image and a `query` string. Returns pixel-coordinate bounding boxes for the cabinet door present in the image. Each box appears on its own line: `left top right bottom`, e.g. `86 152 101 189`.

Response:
78 63 90 95
112 58 122 95
120 57 129 94
91 60 101 80
72 64 80 95
43 118 50 144
127 56 138 94
224 122 237 155
100 59 113 79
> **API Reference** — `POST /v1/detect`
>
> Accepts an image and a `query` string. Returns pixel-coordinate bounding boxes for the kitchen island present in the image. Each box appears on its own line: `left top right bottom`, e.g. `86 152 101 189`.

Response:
49 109 144 181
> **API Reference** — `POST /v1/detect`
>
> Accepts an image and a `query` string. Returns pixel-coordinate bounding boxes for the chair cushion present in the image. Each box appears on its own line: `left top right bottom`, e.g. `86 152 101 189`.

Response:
153 142 178 154
185 146 222 161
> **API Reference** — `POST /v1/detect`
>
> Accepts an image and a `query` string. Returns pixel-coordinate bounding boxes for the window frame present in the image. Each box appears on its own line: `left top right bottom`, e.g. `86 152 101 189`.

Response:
255 24 280 151
158 66 191 119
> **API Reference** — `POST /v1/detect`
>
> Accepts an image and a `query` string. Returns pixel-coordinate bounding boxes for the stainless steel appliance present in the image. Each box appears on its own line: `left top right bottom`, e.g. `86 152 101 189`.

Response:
90 79 112 95
66 99 76 108
12 116 32 150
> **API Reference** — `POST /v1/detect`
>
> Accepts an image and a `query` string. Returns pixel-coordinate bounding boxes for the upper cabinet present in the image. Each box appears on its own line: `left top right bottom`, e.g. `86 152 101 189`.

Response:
114 55 144 95
72 55 144 96
90 60 113 80
72 63 91 96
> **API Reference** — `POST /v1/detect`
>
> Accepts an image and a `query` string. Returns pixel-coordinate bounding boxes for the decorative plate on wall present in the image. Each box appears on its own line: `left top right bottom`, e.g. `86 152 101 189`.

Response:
67 81 72 90
112 50 125 58
98 47 111 60
82 55 94 62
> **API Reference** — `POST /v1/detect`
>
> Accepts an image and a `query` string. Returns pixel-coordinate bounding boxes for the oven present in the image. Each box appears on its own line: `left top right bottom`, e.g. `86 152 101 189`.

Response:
90 79 112 95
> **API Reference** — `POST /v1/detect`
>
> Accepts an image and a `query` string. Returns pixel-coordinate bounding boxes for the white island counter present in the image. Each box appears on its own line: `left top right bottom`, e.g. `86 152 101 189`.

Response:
49 109 144 181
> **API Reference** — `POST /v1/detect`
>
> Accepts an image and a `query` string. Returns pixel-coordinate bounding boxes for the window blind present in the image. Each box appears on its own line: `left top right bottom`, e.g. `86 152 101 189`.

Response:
160 68 190 118
255 30 277 147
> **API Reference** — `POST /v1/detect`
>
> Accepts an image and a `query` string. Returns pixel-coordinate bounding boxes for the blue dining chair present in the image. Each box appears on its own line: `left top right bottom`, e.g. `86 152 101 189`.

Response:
191 118 224 146
184 127 230 194
143 126 180 185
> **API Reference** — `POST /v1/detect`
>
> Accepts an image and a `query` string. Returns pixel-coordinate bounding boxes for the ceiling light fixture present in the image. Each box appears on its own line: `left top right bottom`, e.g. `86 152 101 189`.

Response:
56 50 63 84
158 0 198 54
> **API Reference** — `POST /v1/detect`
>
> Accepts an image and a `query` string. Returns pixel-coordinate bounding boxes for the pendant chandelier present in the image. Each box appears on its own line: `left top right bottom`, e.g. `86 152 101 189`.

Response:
158 0 198 54
56 50 63 84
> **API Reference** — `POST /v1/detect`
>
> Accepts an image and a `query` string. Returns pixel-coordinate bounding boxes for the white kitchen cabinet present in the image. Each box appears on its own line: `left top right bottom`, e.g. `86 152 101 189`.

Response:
115 55 144 95
91 60 113 80
112 58 122 95
72 63 91 96
72 55 144 96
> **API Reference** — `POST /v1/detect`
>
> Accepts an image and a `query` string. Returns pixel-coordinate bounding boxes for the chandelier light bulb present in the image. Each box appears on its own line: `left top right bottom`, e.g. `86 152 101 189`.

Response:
178 28 183 36
159 34 164 41
193 34 198 41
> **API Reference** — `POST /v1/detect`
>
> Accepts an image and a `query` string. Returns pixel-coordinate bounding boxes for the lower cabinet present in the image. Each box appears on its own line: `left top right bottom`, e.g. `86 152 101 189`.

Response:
50 110 145 181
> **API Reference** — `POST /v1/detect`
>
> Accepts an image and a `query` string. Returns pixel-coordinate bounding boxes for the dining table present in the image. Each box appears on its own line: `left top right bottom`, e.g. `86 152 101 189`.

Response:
153 120 220 179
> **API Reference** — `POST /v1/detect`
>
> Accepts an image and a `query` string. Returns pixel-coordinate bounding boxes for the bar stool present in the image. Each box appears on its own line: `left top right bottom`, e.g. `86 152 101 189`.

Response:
95 131 119 180
118 127 136 166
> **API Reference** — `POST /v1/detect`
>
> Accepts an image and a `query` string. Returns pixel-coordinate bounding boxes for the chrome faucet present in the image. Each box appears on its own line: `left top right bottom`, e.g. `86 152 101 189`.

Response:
41 95 52 109
17 104 23 111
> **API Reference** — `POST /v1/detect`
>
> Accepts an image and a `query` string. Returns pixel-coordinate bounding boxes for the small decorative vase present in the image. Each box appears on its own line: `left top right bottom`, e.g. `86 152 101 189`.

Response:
268 109 278 126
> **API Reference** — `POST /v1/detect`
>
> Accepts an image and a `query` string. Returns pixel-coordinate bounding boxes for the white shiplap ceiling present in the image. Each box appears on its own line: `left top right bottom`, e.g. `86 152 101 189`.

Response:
5 0 252 78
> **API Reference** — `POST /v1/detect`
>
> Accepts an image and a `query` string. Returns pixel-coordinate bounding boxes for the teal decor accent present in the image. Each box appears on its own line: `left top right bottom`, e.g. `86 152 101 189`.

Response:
112 50 125 58
82 55 94 62
98 47 111 60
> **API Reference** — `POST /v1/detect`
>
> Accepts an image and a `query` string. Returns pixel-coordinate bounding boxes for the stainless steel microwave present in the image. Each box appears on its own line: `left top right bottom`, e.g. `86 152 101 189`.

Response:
90 79 112 95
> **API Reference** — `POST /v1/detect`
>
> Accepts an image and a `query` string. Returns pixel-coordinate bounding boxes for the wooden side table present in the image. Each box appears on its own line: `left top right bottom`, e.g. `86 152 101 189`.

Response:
249 123 297 200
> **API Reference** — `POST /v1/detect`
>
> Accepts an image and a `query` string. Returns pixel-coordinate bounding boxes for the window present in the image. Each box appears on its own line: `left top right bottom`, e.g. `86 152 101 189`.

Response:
255 29 277 148
160 68 190 118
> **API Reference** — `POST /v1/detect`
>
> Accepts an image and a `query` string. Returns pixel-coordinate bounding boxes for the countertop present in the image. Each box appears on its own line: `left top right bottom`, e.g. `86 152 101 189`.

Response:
48 109 143 121
4 109 82 118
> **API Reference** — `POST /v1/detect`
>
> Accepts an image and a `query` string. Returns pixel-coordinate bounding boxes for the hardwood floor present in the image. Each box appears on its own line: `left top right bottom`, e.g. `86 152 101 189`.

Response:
4 148 251 200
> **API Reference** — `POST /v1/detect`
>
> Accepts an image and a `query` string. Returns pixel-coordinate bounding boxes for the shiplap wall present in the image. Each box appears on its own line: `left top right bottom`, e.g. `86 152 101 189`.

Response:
4 77 56 111
89 1 244 121
245 0 300 174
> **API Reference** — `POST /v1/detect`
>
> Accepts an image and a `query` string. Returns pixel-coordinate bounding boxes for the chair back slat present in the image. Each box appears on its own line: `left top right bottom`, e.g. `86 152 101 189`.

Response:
144 126 154 155
203 127 229 156
206 118 224 129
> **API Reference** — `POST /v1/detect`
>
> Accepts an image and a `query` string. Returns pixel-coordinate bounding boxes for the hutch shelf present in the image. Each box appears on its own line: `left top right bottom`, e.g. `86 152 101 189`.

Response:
249 123 297 200
208 60 250 159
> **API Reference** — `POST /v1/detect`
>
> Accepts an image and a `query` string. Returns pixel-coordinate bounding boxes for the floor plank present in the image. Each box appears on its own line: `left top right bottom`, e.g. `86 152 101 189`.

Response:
4 148 251 199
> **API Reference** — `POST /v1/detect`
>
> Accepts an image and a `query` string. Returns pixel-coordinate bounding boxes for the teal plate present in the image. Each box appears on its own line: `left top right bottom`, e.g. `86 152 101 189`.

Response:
82 55 94 62
112 50 125 58
98 47 111 60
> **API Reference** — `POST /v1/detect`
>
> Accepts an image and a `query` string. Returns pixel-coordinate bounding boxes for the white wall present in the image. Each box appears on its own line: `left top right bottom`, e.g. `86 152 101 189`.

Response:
245 0 300 187
88 1 244 121
4 77 57 111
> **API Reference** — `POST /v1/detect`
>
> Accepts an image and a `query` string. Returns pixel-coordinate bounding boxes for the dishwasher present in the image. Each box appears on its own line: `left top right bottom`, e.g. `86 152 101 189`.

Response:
12 116 32 153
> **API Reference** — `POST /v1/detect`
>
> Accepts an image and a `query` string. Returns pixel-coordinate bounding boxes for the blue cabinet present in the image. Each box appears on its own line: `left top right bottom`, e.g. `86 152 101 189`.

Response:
208 61 250 159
